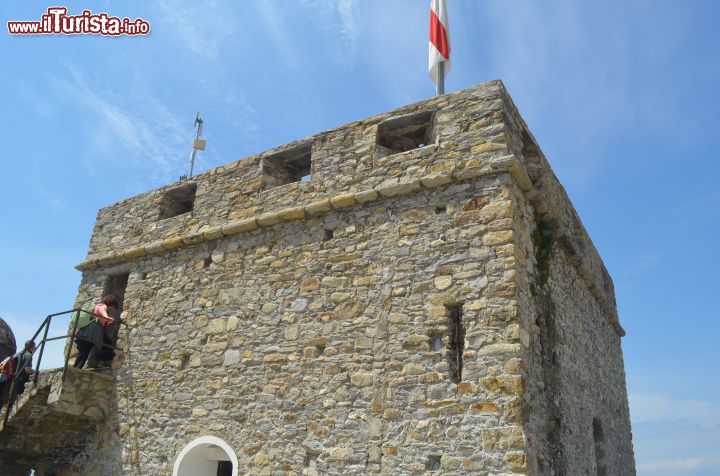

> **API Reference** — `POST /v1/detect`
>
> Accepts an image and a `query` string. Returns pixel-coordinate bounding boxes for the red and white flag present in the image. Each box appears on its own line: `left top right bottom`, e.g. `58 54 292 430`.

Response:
429 0 451 86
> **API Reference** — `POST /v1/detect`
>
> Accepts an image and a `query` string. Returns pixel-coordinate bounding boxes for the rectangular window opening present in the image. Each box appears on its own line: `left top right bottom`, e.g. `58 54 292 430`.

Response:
158 182 197 219
429 334 444 351
445 303 464 384
304 451 320 468
98 273 129 366
216 461 233 476
103 273 129 314
262 143 312 190
426 455 442 471
377 110 436 156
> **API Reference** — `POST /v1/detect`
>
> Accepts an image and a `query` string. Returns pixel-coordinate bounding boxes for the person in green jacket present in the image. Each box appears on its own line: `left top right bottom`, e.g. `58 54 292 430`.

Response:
73 296 118 369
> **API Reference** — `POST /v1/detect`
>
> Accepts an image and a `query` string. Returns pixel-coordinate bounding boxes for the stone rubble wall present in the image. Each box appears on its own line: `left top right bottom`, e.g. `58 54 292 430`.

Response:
75 174 529 474
81 82 508 262
63 80 634 475
47 367 115 421
0 369 118 475
500 91 622 336
499 87 636 474
510 179 635 475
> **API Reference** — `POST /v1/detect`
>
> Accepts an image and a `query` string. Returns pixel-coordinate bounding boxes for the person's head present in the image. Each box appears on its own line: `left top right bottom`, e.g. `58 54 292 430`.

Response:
24 340 36 353
101 295 119 310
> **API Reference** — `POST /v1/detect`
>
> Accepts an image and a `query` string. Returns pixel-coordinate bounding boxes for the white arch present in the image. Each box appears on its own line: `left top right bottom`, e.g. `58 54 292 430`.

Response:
173 435 239 476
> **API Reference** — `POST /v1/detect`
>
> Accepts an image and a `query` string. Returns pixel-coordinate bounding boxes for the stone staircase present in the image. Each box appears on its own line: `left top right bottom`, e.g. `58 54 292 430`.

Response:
0 367 115 475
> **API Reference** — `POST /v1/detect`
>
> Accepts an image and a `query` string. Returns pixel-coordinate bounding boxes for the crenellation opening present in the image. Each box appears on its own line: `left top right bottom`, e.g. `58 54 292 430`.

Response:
376 111 436 156
159 182 197 219
262 143 313 190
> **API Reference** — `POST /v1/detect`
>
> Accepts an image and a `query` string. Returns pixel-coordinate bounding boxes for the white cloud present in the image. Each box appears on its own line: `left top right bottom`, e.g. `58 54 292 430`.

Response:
52 65 189 184
638 458 720 474
297 0 359 68
254 1 360 70
155 0 237 60
360 2 428 103
622 254 658 277
477 0 691 186
255 1 300 69
629 393 720 426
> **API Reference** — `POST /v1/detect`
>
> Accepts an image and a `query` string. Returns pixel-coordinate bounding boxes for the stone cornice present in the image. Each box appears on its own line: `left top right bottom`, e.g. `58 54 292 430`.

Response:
76 152 623 337
76 154 516 272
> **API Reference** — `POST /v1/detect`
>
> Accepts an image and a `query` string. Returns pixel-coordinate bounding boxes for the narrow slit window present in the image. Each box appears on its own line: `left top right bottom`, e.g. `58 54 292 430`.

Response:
377 111 435 155
593 417 607 476
158 182 197 219
445 304 464 383
262 143 312 190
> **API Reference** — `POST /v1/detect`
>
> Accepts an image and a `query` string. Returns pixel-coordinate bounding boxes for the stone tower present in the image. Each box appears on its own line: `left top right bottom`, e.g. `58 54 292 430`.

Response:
0 80 635 475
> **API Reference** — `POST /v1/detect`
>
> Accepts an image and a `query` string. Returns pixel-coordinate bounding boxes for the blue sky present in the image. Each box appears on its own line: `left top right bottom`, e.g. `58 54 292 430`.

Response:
1 1 719 474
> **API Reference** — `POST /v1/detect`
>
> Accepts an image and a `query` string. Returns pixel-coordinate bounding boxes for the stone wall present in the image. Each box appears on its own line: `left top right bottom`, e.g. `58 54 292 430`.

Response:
79 83 506 264
65 80 634 475
0 368 118 475
501 90 635 474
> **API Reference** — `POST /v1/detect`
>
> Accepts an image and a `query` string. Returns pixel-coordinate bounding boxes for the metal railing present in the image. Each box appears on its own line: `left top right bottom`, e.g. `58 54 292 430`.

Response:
1 308 127 431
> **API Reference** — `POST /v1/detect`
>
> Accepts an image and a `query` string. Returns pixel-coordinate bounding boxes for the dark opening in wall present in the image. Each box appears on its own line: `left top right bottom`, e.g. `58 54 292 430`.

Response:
103 273 129 314
304 451 319 468
426 455 442 471
323 229 334 241
593 418 607 476
158 182 197 219
376 111 436 155
203 257 212 268
434 205 447 215
262 143 312 190
216 461 233 476
429 334 444 351
180 354 190 370
445 304 464 383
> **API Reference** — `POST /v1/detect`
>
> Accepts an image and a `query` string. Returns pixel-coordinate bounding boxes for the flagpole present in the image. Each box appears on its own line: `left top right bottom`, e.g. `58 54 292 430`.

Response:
436 62 445 95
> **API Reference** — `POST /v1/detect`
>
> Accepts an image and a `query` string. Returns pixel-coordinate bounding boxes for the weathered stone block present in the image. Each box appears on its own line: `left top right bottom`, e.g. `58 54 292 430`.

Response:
482 426 527 452
480 375 526 396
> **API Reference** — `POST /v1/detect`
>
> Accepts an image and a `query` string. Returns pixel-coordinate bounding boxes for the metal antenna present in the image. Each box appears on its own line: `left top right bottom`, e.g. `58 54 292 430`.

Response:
188 112 206 179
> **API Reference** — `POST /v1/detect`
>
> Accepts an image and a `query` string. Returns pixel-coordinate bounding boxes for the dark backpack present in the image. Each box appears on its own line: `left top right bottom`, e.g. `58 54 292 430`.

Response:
0 355 16 383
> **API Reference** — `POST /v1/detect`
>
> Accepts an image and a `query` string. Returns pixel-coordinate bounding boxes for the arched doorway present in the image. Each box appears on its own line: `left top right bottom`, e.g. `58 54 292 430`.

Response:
173 436 239 476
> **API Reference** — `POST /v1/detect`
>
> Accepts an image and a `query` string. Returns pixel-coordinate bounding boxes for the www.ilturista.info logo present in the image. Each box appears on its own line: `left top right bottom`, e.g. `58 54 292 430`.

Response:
7 7 150 36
